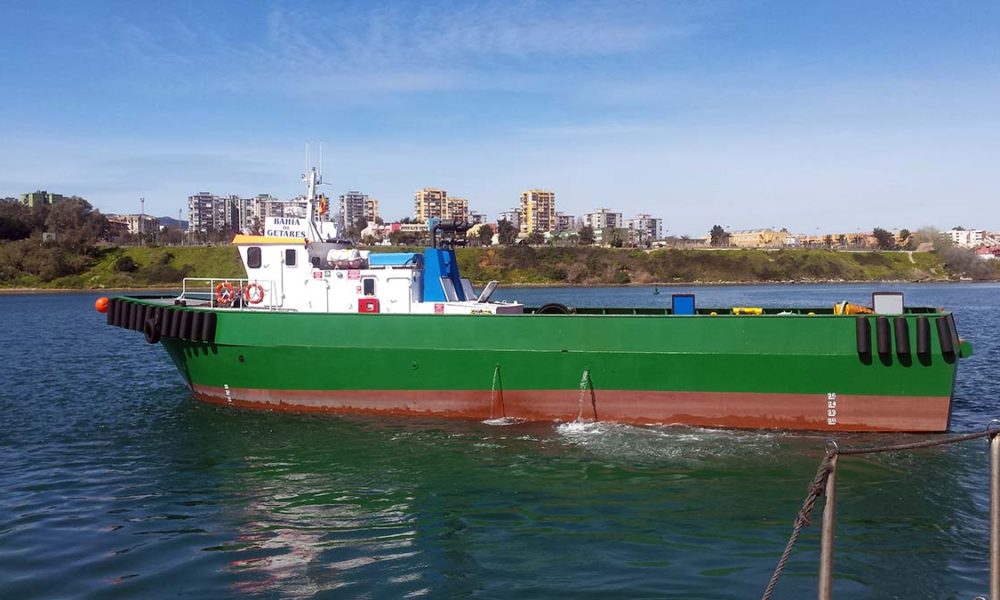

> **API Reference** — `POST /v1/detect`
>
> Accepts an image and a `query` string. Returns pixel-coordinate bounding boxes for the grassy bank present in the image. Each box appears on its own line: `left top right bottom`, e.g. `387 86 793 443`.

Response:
455 246 956 285
2 244 995 290
2 245 244 289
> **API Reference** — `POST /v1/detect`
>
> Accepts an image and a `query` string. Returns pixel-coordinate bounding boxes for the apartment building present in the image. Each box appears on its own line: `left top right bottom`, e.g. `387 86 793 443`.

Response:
582 208 622 230
555 212 576 232
519 189 556 234
340 191 380 230
624 214 662 241
497 208 521 230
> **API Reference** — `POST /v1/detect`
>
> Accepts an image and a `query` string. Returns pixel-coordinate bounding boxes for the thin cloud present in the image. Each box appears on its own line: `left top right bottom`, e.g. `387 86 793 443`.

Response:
103 1 704 96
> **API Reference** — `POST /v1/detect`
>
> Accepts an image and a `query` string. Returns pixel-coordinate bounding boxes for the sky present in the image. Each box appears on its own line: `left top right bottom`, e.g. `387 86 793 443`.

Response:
1 0 998 235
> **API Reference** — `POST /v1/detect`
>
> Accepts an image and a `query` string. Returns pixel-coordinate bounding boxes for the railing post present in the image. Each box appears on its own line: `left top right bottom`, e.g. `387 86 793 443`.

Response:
818 451 838 600
991 426 1000 600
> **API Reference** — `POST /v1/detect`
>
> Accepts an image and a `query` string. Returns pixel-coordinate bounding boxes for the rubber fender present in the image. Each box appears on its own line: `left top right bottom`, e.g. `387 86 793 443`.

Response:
876 316 891 355
120 301 130 329
855 317 871 355
916 317 930 355
945 314 961 353
179 310 192 340
169 308 182 339
160 308 173 338
537 303 572 315
203 312 217 344
125 302 136 331
936 316 955 355
143 316 161 344
190 311 203 342
894 317 911 356
116 300 126 329
135 304 145 331
137 304 149 332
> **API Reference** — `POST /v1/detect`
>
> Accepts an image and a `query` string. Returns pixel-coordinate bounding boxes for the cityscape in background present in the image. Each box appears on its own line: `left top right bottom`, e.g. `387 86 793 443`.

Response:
10 187 1000 258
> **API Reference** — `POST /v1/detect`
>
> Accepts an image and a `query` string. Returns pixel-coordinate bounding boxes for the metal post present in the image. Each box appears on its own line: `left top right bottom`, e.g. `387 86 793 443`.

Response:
818 452 838 600
990 431 1000 600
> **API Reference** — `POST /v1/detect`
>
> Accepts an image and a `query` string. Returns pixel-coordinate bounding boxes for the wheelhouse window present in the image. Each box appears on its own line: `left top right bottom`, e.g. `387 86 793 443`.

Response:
247 247 262 269
285 249 296 266
363 278 375 296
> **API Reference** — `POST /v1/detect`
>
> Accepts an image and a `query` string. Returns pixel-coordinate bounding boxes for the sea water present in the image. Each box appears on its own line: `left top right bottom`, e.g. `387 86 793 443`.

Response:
0 283 997 599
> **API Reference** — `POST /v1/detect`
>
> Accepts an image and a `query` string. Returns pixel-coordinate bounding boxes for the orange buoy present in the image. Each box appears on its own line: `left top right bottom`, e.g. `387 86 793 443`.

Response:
95 296 110 313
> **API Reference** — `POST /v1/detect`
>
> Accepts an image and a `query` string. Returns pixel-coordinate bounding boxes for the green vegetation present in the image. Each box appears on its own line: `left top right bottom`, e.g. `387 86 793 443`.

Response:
3 244 998 290
1 245 244 289
453 246 988 285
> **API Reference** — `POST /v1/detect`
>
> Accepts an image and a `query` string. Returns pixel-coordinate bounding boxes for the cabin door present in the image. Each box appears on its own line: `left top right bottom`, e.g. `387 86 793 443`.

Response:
304 279 330 312
383 277 412 314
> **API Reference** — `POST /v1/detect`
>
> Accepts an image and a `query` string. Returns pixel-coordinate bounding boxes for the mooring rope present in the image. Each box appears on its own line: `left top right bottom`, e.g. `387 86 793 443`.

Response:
761 427 998 600
761 452 836 600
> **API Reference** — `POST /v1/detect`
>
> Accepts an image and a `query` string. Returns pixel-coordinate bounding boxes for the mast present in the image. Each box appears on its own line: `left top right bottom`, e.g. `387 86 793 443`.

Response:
302 166 325 241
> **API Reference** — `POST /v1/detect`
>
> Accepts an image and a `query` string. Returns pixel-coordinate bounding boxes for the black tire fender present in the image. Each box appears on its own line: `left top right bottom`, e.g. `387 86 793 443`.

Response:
143 317 162 344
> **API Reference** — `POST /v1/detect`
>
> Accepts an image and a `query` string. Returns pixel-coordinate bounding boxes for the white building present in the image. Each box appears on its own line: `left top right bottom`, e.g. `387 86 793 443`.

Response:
340 191 379 231
624 214 663 242
189 192 306 234
947 228 986 248
583 208 622 230
555 212 576 232
107 213 159 235
497 208 521 230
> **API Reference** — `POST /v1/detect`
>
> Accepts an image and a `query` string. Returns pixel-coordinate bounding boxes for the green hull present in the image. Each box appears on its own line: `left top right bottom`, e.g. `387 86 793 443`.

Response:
110 297 968 431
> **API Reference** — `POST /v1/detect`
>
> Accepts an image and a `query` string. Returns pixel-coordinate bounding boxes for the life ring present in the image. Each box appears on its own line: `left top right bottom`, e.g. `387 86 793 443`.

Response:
244 282 266 305
215 281 236 306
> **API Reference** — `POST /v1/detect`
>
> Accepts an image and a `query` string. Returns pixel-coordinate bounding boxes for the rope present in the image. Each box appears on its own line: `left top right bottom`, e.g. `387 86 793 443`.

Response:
838 429 993 455
761 427 998 600
761 452 835 600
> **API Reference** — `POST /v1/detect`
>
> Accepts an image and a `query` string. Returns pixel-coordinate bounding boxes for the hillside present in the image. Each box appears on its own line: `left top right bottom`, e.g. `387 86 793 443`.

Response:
3 244 994 290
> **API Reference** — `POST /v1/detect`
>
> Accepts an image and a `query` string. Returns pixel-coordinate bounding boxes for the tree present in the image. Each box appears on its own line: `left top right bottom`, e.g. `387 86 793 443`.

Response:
160 228 184 245
44 196 108 254
477 224 494 246
872 227 897 250
837 234 847 247
524 231 545 245
909 226 952 251
899 228 912 250
0 215 31 241
497 219 518 245
710 225 729 247
578 225 595 245
823 234 834 248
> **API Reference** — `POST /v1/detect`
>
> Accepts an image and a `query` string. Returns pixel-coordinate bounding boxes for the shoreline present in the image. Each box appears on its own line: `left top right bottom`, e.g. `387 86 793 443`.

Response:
1 278 995 295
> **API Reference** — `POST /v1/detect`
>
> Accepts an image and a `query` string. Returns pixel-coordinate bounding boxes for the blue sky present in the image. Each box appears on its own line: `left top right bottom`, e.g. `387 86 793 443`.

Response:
1 0 998 235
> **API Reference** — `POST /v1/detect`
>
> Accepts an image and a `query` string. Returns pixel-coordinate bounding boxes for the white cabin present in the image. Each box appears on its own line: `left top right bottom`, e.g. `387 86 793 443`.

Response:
224 234 522 315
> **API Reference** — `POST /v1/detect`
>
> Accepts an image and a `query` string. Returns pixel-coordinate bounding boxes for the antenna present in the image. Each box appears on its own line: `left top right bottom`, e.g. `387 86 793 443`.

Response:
305 143 310 175
140 196 145 217
319 142 324 181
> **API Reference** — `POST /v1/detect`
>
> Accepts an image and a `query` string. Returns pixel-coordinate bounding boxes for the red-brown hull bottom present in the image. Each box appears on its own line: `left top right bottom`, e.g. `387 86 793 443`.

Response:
190 384 952 432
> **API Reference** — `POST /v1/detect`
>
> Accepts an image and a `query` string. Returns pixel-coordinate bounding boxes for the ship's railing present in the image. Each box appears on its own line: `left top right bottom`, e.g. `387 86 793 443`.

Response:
761 421 1000 600
178 277 279 311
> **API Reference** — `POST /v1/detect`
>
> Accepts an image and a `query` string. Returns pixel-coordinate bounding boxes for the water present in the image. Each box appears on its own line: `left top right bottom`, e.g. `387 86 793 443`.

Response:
0 283 997 599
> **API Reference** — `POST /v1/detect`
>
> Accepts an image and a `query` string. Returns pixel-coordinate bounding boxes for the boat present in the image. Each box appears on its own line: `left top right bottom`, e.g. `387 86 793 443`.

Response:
97 169 973 432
